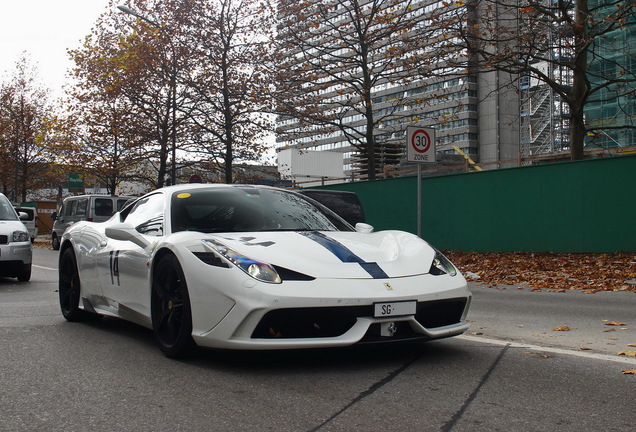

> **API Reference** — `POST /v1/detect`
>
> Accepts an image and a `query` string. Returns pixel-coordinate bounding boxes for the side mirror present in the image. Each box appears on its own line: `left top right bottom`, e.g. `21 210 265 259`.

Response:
18 212 28 220
355 223 374 234
51 211 58 221
105 223 151 249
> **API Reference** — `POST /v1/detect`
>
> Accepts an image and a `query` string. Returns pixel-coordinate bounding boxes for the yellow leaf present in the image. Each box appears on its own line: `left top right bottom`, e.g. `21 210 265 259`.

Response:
606 321 627 326
622 370 636 374
553 326 571 331
616 350 636 357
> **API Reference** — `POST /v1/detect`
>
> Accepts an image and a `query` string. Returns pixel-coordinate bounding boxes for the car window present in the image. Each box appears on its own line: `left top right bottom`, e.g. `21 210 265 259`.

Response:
14 208 35 220
22 208 34 219
117 199 130 211
299 190 365 226
171 187 351 234
75 198 88 216
123 193 164 236
94 198 113 217
65 200 77 217
0 197 18 221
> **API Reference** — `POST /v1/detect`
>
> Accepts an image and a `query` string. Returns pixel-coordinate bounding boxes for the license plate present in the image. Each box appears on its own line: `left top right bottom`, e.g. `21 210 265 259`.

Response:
374 300 416 318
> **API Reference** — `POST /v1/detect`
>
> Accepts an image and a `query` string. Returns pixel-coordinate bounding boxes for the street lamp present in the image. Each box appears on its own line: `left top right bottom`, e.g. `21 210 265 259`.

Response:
116 5 159 26
117 5 178 186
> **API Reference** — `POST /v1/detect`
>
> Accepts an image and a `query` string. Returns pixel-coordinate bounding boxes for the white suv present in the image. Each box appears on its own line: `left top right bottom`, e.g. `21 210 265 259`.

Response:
51 194 134 250
13 206 37 242
0 193 32 281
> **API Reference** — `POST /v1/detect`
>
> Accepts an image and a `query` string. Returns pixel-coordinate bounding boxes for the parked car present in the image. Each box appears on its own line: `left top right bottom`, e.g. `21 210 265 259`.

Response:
57 184 470 358
297 189 366 226
0 194 32 281
13 206 37 242
51 194 134 250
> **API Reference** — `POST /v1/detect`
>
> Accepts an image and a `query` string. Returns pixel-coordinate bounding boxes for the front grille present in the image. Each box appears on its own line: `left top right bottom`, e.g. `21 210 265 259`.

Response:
252 306 369 339
0 261 23 275
251 298 467 340
415 298 468 328
0 235 8 245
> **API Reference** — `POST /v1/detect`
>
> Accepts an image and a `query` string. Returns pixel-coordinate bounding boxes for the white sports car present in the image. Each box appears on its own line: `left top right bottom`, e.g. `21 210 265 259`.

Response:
59 184 471 357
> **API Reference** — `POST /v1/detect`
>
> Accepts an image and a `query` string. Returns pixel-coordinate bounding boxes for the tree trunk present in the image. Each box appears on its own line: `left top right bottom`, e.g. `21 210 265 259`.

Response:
570 0 589 160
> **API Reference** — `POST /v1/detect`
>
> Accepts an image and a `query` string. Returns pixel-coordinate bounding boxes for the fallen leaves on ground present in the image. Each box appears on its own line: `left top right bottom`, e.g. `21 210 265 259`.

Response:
617 350 636 357
445 251 636 293
605 321 627 326
622 370 636 374
524 351 551 359
552 326 572 331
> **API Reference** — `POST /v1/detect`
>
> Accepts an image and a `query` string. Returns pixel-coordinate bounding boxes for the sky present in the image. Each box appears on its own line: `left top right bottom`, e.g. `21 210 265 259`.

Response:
0 0 112 97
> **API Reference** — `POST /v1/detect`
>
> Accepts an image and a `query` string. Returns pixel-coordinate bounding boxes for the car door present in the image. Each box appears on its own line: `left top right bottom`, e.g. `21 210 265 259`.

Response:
55 199 77 235
97 193 165 321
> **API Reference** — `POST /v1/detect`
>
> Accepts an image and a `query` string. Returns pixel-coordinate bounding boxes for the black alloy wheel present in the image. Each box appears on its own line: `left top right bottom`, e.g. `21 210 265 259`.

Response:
59 248 97 321
151 254 196 358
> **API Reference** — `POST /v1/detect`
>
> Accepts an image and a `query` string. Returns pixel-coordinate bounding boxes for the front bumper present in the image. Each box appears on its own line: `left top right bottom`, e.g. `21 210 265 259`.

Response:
0 242 32 276
188 271 471 350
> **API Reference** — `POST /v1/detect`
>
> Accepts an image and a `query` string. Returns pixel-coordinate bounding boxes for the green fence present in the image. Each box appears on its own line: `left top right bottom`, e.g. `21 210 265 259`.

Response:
312 154 636 253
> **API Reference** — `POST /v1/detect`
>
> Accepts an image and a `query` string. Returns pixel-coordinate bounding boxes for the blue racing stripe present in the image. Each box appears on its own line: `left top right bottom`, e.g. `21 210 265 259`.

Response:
300 231 389 279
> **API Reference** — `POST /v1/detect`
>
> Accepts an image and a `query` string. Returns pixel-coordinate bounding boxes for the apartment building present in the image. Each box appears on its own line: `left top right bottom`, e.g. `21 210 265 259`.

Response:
275 0 520 181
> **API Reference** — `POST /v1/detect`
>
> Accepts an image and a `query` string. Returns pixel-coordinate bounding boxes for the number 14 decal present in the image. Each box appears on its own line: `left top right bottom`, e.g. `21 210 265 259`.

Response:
110 250 120 286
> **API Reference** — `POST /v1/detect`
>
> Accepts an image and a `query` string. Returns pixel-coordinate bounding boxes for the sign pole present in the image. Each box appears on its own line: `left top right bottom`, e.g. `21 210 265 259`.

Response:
417 164 422 237
406 126 436 238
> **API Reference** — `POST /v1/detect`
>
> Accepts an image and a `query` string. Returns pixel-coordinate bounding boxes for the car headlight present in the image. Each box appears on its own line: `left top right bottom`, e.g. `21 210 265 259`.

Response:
12 231 30 242
429 250 458 276
202 239 281 284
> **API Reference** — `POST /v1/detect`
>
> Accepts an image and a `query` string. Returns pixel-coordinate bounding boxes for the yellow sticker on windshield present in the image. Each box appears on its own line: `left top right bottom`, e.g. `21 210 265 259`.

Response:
177 193 191 199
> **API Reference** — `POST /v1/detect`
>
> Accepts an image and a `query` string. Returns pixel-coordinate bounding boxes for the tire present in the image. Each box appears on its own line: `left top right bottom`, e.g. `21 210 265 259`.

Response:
59 248 97 321
52 234 60 250
17 263 31 282
151 254 196 358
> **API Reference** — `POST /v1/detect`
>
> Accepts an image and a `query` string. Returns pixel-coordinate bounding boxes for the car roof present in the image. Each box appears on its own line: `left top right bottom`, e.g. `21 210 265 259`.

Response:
63 194 136 199
142 184 282 195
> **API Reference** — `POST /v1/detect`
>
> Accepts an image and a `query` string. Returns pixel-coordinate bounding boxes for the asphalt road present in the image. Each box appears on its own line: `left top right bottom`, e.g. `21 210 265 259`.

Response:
0 248 634 432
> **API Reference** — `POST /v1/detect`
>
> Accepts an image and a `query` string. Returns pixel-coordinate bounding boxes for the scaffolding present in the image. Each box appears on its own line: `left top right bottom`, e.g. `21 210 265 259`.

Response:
519 65 571 158
519 1 574 159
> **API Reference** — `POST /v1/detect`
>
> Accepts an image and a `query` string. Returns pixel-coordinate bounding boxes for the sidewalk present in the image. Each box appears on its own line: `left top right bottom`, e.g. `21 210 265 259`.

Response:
466 282 636 360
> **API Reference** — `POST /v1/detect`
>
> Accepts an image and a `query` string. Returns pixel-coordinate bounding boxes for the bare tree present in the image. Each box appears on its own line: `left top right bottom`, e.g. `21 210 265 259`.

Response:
181 0 276 183
459 0 636 159
276 0 422 179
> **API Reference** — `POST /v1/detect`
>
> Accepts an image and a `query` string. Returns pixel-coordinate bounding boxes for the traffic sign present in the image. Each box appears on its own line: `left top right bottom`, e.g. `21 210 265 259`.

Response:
406 127 436 163
68 173 84 193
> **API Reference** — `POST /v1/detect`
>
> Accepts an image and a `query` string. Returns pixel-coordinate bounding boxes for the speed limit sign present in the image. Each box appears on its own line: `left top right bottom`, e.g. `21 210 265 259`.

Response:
406 126 436 163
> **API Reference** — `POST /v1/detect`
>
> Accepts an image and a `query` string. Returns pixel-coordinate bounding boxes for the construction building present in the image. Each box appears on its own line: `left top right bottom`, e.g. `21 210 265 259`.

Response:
584 0 636 151
275 0 634 182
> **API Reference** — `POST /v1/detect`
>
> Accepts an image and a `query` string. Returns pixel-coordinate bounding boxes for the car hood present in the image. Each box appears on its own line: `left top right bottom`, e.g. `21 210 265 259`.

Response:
206 230 437 279
0 220 28 234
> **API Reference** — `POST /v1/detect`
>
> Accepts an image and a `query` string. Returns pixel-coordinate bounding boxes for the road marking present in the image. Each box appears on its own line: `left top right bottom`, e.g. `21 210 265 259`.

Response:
458 334 636 365
33 265 57 271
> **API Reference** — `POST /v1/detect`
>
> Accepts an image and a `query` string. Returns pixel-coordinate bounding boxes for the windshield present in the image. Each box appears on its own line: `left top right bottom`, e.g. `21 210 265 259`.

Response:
171 187 351 234
0 196 18 221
